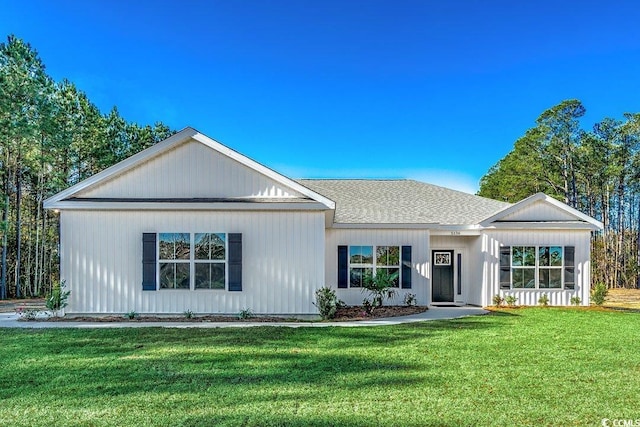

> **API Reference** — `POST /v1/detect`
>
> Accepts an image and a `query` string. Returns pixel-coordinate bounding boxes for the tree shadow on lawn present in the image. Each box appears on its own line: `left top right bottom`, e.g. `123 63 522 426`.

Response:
2 345 440 403
0 313 529 422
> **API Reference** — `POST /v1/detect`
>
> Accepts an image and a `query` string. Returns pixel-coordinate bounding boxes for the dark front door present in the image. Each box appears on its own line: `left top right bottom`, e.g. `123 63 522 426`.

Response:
432 250 454 303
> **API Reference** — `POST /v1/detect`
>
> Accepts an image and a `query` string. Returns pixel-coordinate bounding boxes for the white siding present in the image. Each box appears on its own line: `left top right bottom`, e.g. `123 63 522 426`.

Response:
61 210 325 314
430 236 483 305
325 229 430 306
78 140 305 199
482 229 592 306
500 200 578 222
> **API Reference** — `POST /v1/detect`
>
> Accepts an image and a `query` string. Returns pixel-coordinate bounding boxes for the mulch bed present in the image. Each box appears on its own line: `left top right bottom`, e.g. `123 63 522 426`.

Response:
333 305 428 321
46 315 292 323
20 305 428 323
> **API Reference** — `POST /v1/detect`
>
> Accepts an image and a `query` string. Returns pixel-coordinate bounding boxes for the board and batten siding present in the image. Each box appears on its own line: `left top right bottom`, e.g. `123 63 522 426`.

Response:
60 210 325 314
77 140 305 199
482 229 592 306
325 229 430 306
500 200 579 222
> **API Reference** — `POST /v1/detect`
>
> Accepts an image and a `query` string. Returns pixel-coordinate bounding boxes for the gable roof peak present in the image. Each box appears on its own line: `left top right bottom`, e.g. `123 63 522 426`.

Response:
44 128 335 210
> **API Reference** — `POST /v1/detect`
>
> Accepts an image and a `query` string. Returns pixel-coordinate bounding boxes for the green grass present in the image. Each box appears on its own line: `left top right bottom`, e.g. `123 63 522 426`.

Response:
0 309 638 426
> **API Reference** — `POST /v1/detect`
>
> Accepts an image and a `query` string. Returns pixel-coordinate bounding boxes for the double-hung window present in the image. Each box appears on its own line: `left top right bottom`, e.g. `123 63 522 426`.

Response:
194 233 226 289
158 233 227 290
511 246 536 288
159 233 191 289
348 245 400 288
538 246 563 289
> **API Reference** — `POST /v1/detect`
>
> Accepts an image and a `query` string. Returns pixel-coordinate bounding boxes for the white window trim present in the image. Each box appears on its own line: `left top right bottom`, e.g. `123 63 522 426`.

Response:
510 245 566 290
157 232 228 291
347 245 401 289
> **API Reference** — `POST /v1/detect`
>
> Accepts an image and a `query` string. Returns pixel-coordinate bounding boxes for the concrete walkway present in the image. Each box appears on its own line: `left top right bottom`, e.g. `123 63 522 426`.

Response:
0 306 488 329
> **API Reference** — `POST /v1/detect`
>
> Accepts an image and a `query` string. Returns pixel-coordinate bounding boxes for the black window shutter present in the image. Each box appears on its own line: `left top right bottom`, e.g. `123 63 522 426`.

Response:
401 246 412 289
142 233 157 291
228 233 243 291
564 246 575 290
499 246 511 290
338 246 348 288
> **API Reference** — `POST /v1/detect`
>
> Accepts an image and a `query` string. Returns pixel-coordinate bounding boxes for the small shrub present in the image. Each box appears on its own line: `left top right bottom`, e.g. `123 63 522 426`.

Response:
238 308 253 320
570 296 581 306
125 310 138 320
313 287 339 320
492 294 505 307
183 309 195 319
46 280 70 317
17 307 41 321
403 293 417 306
505 295 518 307
591 283 608 306
538 294 549 307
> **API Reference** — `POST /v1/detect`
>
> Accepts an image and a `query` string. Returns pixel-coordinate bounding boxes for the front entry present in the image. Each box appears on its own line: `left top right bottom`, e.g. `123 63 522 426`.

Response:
432 250 454 303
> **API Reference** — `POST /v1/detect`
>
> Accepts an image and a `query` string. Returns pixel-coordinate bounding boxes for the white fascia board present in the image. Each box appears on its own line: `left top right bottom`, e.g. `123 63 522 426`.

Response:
43 128 199 208
190 133 336 210
479 193 603 230
45 201 331 211
331 223 439 229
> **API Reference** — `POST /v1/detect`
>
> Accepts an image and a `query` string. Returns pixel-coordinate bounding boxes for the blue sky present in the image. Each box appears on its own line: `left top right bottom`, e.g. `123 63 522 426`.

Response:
2 0 640 193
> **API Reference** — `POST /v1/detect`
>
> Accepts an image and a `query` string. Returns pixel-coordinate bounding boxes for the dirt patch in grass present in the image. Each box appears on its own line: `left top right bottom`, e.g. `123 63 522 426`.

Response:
0 298 46 313
605 288 640 309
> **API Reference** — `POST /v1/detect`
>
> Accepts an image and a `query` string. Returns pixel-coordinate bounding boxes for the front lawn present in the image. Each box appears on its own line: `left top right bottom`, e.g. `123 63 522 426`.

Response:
0 308 638 426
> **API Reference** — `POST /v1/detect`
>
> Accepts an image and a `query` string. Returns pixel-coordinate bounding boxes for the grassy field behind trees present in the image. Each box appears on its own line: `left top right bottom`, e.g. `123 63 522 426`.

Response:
0 35 175 299
479 100 640 289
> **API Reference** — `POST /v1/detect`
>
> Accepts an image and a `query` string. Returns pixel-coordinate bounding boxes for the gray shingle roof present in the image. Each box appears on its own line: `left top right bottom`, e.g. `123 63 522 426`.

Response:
298 179 511 225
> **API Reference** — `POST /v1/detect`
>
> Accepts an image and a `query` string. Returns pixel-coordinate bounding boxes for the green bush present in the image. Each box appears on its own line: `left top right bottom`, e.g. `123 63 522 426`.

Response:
314 287 339 320
492 294 505 306
362 270 398 309
505 295 518 307
125 310 138 320
538 294 549 307
238 308 253 320
570 296 581 306
403 293 417 306
45 281 70 317
591 283 608 306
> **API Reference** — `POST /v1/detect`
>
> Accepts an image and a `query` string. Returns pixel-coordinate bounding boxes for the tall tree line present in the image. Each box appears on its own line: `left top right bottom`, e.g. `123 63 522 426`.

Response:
479 99 640 289
0 35 174 299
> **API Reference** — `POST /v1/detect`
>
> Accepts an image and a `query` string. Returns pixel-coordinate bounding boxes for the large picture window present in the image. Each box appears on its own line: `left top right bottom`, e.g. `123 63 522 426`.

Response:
158 233 227 290
503 245 573 290
349 245 400 288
